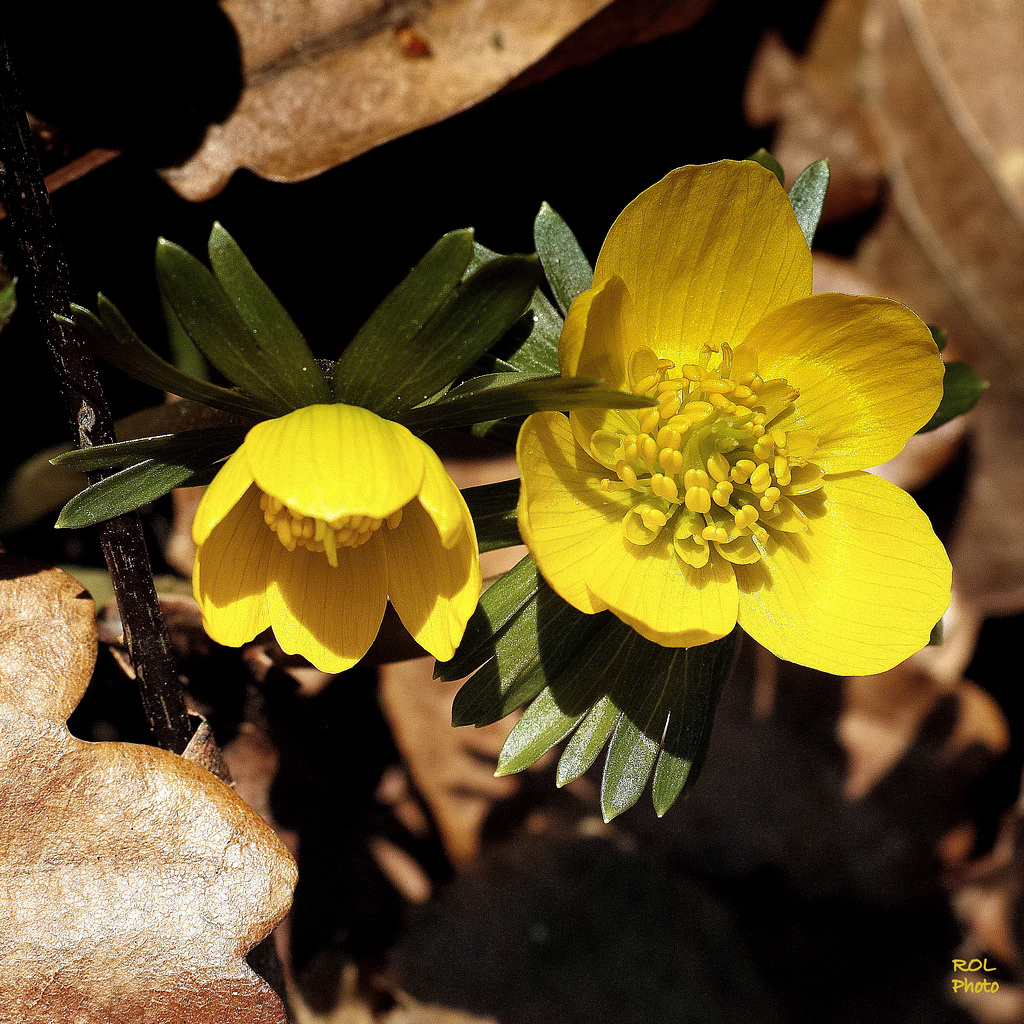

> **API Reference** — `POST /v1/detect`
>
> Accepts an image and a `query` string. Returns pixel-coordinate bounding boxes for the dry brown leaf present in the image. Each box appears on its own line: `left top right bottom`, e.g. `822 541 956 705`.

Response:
161 0 618 200
838 660 1009 804
0 555 297 1022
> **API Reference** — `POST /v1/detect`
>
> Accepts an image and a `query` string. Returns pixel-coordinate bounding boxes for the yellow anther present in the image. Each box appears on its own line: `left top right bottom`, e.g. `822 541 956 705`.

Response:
701 525 729 543
753 436 775 460
639 409 661 435
733 504 759 530
653 474 679 502
712 481 734 507
733 385 754 401
703 378 736 394
624 437 639 462
658 395 682 420
773 456 791 486
771 427 788 449
642 435 659 465
667 414 693 432
751 524 769 544
731 459 755 484
681 364 703 381
684 486 712 514
663 449 684 475
682 401 714 423
656 426 681 450
683 468 710 491
635 372 661 395
706 452 730 483
656 358 675 371
750 425 765 439
640 506 668 530
749 463 772 493
616 461 638 488
656 379 681 394
750 375 764 390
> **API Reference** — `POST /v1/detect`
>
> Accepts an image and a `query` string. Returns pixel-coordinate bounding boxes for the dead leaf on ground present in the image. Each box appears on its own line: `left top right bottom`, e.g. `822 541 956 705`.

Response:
161 0 717 200
0 555 297 1022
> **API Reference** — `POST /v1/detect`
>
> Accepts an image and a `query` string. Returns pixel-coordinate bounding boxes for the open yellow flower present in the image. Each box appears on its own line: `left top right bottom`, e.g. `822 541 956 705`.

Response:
193 403 481 673
517 161 951 676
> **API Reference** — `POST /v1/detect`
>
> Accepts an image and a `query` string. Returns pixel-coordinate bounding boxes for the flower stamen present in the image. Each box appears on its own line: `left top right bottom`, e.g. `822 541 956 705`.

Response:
597 342 822 565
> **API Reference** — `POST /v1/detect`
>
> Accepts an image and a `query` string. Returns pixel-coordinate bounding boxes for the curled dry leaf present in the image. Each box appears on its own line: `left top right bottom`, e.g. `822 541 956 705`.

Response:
161 0 618 200
161 0 718 200
0 555 297 1022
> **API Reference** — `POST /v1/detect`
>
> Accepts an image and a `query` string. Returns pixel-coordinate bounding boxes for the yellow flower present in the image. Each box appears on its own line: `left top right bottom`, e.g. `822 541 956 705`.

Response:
516 161 951 676
192 403 481 673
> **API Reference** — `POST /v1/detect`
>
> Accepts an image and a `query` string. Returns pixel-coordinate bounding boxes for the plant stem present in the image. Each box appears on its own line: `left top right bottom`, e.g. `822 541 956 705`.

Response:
0 33 192 753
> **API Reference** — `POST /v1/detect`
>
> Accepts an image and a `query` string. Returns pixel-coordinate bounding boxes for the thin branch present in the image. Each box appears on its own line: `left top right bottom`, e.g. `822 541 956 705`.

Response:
0 32 192 753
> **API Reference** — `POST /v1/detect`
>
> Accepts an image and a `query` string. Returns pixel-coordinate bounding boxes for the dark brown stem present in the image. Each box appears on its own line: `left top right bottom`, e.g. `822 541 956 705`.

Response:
0 33 192 753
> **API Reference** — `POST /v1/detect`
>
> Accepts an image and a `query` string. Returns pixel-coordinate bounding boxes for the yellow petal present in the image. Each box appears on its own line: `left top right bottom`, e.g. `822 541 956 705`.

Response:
562 275 644 443
735 471 951 675
415 445 471 549
382 496 482 662
193 483 273 646
268 531 389 673
593 161 812 364
243 403 426 521
517 411 632 615
586 536 739 647
746 294 943 472
192 449 255 546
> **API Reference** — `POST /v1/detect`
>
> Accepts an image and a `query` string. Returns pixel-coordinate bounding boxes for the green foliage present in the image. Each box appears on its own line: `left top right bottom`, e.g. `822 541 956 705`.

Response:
918 361 988 432
0 271 15 332
70 300 274 419
533 202 593 316
451 550 739 820
788 160 830 247
747 148 785 185
460 477 521 553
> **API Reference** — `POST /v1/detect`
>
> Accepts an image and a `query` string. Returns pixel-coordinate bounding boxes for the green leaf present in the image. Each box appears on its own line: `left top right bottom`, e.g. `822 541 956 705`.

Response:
788 159 830 247
52 426 246 472
600 713 659 821
461 477 521 553
440 554 541 683
208 223 330 405
928 325 947 353
383 255 545 415
0 272 15 331
451 580 605 728
155 238 296 413
330 230 475 406
917 361 988 432
747 148 785 185
652 631 739 816
71 300 276 419
399 372 654 433
534 202 593 317
56 458 217 529
556 696 621 787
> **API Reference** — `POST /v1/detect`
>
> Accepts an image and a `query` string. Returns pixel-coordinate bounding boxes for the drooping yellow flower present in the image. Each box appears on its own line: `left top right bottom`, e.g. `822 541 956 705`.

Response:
517 161 951 676
193 403 481 673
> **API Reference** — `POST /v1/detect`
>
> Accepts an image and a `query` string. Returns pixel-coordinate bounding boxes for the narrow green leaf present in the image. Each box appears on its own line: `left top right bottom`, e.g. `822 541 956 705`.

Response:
556 696 620 787
73 300 276 419
52 426 246 472
208 223 330 405
451 582 604 728
440 554 540 683
0 273 15 331
652 631 738 816
788 159 830 247
462 477 521 553
331 230 476 405
155 238 294 413
600 713 659 821
56 459 213 529
917 361 988 432
382 255 544 415
534 202 593 317
161 290 209 382
747 148 785 184
928 325 947 353
399 372 654 433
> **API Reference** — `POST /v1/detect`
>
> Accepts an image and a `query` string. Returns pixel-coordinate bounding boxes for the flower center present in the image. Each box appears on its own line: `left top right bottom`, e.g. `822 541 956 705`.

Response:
591 343 823 567
260 493 403 567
